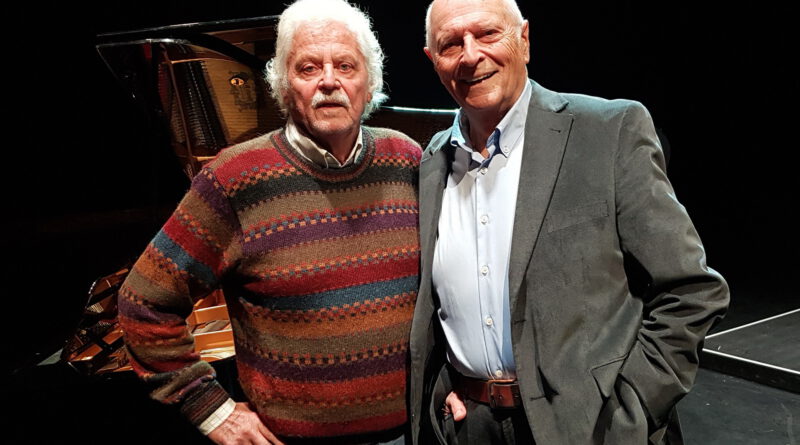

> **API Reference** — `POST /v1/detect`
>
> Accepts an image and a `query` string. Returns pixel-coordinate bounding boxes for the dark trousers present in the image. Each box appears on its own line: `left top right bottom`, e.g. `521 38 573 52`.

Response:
437 399 534 445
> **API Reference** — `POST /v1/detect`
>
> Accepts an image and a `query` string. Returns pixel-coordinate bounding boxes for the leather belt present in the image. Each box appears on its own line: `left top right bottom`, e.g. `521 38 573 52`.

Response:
455 374 522 409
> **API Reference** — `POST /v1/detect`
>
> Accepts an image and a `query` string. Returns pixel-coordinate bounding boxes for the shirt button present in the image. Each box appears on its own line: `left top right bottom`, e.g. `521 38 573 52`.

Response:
480 215 489 224
485 317 493 326
480 265 489 276
494 370 503 378
480 167 488 175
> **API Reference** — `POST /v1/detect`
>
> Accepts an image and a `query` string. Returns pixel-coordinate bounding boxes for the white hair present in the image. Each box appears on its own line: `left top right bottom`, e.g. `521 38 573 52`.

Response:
265 0 387 119
425 0 525 50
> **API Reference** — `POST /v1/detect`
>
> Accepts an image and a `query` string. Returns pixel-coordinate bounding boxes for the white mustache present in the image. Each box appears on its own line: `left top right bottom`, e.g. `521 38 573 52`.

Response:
311 90 351 108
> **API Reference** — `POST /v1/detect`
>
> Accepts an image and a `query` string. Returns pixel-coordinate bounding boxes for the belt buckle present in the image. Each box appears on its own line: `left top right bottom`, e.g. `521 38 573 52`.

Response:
487 380 517 409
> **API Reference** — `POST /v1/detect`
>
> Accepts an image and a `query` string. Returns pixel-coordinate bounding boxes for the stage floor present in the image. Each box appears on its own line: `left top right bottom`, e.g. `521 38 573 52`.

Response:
681 368 800 445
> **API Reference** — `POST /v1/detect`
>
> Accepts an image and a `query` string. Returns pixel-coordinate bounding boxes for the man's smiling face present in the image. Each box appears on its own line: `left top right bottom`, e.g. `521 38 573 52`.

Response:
425 0 529 121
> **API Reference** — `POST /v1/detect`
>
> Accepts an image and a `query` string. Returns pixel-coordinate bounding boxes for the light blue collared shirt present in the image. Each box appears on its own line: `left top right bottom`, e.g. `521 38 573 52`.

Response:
433 82 532 380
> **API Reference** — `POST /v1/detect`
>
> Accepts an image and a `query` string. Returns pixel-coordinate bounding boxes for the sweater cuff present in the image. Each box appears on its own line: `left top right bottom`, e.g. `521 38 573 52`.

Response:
179 379 232 427
198 398 236 435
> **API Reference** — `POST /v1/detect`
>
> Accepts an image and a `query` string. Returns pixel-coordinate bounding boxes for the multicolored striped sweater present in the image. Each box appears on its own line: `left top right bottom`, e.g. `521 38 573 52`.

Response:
118 127 420 438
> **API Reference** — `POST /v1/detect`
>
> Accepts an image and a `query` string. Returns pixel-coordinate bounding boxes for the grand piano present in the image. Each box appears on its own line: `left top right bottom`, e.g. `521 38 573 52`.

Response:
65 15 454 377
9 16 453 444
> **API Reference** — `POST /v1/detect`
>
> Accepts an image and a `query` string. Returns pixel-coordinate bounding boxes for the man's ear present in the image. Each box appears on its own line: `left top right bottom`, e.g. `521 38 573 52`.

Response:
520 20 530 64
424 47 433 63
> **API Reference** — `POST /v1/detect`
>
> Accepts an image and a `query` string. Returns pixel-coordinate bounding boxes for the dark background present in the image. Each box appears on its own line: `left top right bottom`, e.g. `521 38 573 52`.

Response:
7 0 798 371
4 0 797 439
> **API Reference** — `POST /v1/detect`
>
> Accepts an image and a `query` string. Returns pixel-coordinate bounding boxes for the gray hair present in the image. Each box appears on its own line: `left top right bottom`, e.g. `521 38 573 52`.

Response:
425 0 525 50
265 0 387 119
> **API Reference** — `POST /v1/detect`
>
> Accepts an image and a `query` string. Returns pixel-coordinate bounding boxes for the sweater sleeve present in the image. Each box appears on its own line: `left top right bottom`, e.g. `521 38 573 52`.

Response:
118 166 241 426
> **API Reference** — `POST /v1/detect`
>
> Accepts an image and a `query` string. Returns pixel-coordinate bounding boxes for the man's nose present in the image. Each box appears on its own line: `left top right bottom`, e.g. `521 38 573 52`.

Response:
320 64 338 90
461 35 482 66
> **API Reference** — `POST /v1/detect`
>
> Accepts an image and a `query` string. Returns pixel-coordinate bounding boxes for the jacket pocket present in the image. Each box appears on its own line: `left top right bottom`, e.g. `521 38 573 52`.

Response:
428 364 452 445
590 355 626 399
545 200 609 233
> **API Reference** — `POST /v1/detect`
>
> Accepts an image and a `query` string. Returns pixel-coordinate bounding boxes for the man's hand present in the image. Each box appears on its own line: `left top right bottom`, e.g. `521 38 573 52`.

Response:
443 391 467 421
208 402 285 445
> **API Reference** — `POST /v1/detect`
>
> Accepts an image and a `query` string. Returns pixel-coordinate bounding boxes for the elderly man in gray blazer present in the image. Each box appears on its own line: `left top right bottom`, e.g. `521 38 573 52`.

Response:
409 0 730 444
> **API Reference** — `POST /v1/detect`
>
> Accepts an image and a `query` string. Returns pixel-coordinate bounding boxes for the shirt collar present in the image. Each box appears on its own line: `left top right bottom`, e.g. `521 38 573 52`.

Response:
285 118 363 169
449 81 532 161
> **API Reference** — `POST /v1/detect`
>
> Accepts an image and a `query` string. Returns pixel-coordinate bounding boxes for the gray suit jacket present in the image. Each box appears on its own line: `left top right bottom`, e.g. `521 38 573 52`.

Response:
409 81 729 445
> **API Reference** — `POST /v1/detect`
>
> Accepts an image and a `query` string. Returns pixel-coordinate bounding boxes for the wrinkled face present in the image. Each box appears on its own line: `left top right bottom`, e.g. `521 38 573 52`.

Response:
285 21 370 145
425 0 529 122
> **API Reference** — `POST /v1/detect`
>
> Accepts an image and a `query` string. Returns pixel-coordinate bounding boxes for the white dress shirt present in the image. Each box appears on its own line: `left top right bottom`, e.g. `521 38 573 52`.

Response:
433 82 531 380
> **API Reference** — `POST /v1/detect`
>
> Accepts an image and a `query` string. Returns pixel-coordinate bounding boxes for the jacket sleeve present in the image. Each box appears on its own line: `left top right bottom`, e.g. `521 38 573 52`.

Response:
613 102 729 425
117 166 241 426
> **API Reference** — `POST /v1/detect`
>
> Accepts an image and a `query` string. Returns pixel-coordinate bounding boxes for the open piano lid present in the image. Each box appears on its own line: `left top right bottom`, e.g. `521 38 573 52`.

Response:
96 16 285 179
96 15 455 180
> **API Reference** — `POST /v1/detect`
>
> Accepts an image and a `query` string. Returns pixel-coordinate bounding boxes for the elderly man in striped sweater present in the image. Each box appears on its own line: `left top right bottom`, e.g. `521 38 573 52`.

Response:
118 1 421 444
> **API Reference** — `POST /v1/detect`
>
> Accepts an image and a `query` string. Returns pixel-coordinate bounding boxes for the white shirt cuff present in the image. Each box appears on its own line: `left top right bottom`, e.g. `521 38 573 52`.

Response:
197 398 236 435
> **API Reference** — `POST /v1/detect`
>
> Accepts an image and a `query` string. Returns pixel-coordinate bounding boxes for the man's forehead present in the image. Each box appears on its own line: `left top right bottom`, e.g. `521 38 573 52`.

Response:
430 0 514 30
293 20 353 42
437 15 506 35
289 21 362 56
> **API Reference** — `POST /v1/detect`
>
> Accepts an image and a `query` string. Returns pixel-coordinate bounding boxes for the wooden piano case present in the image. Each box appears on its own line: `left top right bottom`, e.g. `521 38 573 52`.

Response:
62 269 234 375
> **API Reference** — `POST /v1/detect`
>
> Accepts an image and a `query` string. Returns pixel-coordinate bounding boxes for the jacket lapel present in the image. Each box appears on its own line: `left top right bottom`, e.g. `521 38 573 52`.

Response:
508 82 573 320
409 134 452 440
419 135 451 285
